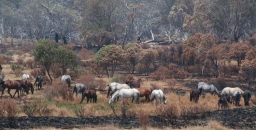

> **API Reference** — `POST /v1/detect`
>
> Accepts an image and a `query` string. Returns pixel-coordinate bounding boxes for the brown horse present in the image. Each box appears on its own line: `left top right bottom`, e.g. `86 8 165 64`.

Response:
126 78 142 88
135 87 153 102
1 80 29 98
79 89 97 104
190 89 200 103
17 80 34 94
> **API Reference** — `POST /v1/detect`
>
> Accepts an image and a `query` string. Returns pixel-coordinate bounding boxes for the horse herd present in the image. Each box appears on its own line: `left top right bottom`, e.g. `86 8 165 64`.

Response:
190 82 252 110
1 73 252 110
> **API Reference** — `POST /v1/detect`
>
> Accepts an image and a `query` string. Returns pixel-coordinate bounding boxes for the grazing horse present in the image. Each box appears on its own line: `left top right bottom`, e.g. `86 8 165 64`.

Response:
22 74 30 80
126 78 142 88
1 80 29 98
190 89 200 103
107 82 130 98
109 88 140 104
243 90 251 106
17 80 34 95
0 64 2 72
0 75 4 86
135 87 153 102
150 89 167 105
79 89 97 104
34 75 43 90
73 83 88 96
219 87 244 103
232 90 242 106
198 82 219 95
61 75 71 88
218 96 228 110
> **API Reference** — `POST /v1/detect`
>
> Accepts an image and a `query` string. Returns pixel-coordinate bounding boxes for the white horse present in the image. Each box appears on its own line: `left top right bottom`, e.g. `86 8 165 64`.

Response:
109 88 140 104
220 87 244 104
107 82 130 98
150 89 167 105
198 82 219 95
73 83 88 96
61 75 71 88
22 74 30 80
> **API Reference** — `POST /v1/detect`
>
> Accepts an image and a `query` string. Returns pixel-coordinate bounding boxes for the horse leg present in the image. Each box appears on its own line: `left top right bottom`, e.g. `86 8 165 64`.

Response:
8 89 13 98
1 87 6 99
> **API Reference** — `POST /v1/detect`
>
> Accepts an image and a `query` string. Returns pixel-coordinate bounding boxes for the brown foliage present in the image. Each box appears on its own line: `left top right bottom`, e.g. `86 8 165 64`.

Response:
0 99 18 117
25 59 34 69
23 99 49 117
30 68 45 78
43 82 74 101
150 66 170 81
16 57 24 65
138 109 151 130
77 48 94 61
216 77 226 89
174 68 189 79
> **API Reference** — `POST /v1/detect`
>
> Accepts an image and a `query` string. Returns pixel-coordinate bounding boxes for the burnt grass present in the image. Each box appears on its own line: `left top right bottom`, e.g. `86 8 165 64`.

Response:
0 106 256 129
1 79 256 129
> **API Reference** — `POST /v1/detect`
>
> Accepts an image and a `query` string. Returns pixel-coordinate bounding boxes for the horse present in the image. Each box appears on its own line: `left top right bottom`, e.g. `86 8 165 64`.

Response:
243 90 251 106
232 90 242 106
17 80 34 95
190 89 200 103
198 82 219 95
79 89 97 104
109 88 140 104
0 64 2 72
0 75 4 86
22 74 30 80
73 83 88 96
126 78 142 88
135 87 153 102
150 89 167 105
218 96 228 110
61 75 71 88
107 82 130 98
1 80 29 98
34 75 43 90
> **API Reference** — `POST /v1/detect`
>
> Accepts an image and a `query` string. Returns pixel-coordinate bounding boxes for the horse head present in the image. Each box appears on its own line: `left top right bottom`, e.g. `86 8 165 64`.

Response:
163 96 168 104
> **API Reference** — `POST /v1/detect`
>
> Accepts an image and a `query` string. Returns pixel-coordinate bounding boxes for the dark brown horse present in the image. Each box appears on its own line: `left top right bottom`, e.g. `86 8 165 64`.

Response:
17 80 34 94
1 80 29 98
79 89 97 104
126 78 142 88
190 89 200 103
135 87 153 102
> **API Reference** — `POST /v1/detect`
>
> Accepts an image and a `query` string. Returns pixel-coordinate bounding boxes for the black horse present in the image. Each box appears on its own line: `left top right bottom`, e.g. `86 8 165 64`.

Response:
190 89 200 103
34 75 43 90
218 96 228 110
243 90 251 106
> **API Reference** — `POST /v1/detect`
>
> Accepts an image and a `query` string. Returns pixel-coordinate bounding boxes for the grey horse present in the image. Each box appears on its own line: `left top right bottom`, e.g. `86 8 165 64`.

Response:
73 83 88 96
198 82 219 95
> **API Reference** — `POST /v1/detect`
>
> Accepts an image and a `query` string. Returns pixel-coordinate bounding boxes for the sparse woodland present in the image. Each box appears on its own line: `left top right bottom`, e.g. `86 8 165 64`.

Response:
0 0 256 129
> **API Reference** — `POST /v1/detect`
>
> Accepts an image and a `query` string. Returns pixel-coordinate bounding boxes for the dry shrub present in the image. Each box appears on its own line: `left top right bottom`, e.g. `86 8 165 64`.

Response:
43 82 74 101
185 120 228 130
0 55 6 64
0 99 19 117
150 83 160 90
140 43 150 49
30 68 45 78
150 66 170 81
174 68 189 79
168 63 178 78
111 75 126 83
16 57 24 65
14 69 23 77
250 95 256 105
77 48 94 60
46 105 75 117
76 74 96 89
26 58 34 69
23 99 48 117
95 78 107 91
248 36 256 46
89 62 105 77
51 63 62 78
138 109 151 130
75 105 96 117
167 78 178 88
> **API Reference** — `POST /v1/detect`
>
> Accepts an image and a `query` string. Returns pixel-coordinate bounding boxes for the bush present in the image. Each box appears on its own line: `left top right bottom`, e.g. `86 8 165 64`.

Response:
43 82 74 101
30 68 45 78
75 105 96 117
150 66 170 81
23 100 48 117
26 59 34 69
10 63 24 71
174 68 189 79
0 99 19 117
216 77 226 89
111 75 126 83
16 57 24 65
138 109 150 130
